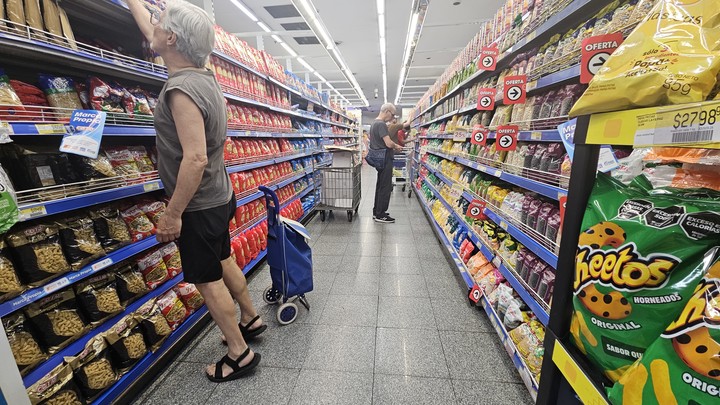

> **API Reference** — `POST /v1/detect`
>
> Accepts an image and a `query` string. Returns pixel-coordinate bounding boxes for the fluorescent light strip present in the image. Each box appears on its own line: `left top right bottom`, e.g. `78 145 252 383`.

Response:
257 21 272 33
229 0 258 22
377 0 387 103
314 72 327 82
271 34 282 43
280 42 298 57
296 57 315 73
394 1 426 105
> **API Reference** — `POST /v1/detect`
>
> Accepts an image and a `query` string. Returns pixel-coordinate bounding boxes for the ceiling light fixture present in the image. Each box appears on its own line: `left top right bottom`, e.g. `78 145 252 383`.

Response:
296 57 315 73
394 0 429 105
271 34 283 43
291 0 368 107
257 21 272 33
314 72 328 82
229 0 258 22
377 0 387 103
280 42 298 57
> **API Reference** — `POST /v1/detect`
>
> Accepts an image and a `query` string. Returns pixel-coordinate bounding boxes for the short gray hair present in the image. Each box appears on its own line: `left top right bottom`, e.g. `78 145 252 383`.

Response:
161 0 215 67
380 103 396 114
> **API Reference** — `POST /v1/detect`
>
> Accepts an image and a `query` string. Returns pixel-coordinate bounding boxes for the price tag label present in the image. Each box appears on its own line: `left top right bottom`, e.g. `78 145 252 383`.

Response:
469 285 482 304
492 255 502 268
450 183 464 199
143 181 161 192
493 169 502 177
531 131 543 141
471 125 488 146
19 205 47 220
466 199 487 219
503 75 527 105
635 102 720 147
496 125 518 151
91 257 114 272
452 131 467 142
581 33 623 84
479 46 498 71
36 123 66 135
499 220 508 230
476 88 497 111
44 277 70 294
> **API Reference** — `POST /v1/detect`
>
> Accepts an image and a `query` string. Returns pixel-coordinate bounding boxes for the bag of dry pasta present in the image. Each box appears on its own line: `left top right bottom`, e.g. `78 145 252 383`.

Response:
136 199 165 228
26 289 89 353
5 0 26 34
65 336 118 401
104 148 140 178
27 363 85 405
156 289 188 330
173 282 203 313
105 315 146 373
120 205 155 242
23 0 45 39
570 0 720 116
0 69 27 121
57 215 105 270
127 146 155 174
68 154 118 181
114 265 148 306
3 312 46 376
135 300 171 352
159 242 181 278
74 273 124 325
38 75 83 114
89 205 131 252
7 223 72 286
0 240 25 302
41 0 65 46
137 249 169 289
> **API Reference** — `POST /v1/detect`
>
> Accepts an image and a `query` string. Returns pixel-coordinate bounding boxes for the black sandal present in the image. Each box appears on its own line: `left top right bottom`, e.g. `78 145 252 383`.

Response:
206 348 260 383
222 315 267 345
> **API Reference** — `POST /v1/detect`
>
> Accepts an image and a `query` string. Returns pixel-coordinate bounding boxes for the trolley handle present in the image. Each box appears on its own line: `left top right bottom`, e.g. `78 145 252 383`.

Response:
259 186 281 227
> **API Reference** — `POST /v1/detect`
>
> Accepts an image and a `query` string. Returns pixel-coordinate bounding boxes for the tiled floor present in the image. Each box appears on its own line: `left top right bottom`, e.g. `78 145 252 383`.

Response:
135 166 533 404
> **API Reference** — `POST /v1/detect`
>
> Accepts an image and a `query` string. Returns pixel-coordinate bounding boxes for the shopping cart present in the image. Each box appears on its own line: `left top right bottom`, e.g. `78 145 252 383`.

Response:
316 161 362 222
258 186 313 325
392 147 412 192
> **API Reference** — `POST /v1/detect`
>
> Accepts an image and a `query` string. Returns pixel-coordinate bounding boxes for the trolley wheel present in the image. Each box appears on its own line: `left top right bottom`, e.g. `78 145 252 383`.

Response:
277 302 298 325
347 210 353 222
263 287 281 305
408 190 412 198
402 185 406 192
320 210 326 222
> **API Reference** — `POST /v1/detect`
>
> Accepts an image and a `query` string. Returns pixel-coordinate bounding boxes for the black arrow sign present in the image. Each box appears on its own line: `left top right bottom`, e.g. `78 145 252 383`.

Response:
508 87 521 100
500 135 513 147
480 97 491 107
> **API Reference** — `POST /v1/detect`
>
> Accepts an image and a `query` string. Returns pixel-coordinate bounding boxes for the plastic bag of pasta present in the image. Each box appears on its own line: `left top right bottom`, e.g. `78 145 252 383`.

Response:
570 0 720 116
120 205 155 242
173 282 203 313
5 0 26 34
159 242 181 278
135 300 171 352
0 240 25 302
68 154 117 181
26 289 89 353
105 315 147 373
75 273 124 325
57 215 106 270
7 223 72 286
3 312 46 376
137 250 169 290
89 205 131 252
23 0 45 39
157 289 188 330
114 265 148 306
65 336 118 401
27 363 85 405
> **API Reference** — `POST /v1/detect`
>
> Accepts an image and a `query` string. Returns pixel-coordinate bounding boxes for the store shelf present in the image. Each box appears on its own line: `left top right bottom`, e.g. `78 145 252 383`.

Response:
421 130 561 142
479 295 540 400
527 64 581 93
495 262 550 326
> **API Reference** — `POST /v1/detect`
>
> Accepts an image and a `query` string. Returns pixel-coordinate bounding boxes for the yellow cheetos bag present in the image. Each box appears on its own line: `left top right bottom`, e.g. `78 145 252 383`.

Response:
570 0 720 116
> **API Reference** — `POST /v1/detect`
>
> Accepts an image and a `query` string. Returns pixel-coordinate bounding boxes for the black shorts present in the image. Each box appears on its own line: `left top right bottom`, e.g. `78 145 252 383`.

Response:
177 195 236 284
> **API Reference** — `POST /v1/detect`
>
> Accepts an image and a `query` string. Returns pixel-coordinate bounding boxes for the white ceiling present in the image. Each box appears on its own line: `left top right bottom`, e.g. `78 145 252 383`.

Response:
190 0 504 123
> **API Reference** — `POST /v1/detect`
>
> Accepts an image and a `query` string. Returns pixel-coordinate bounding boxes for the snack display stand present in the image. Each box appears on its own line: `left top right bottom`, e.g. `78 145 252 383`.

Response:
0 1 355 403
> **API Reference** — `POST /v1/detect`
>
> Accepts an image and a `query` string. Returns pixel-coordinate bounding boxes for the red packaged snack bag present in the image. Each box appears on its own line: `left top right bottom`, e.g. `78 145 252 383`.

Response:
173 282 204 313
234 139 245 157
247 229 260 259
156 290 189 330
238 233 252 262
138 250 170 289
229 173 241 195
257 225 267 250
136 199 166 227
120 205 155 241
229 217 237 233
224 138 238 161
160 242 182 278
260 220 268 236
231 237 246 268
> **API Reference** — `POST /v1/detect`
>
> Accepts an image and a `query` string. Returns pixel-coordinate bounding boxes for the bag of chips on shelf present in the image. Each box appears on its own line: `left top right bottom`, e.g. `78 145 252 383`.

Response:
26 289 90 353
7 223 72 286
159 242 181 278
115 265 148 305
570 0 720 116
607 248 720 405
27 363 85 405
120 205 155 242
136 198 165 227
38 75 83 115
123 87 153 118
156 289 189 330
89 205 132 252
105 315 147 373
75 273 124 325
571 173 720 382
135 300 171 352
66 336 119 401
137 249 169 290
3 311 46 376
173 282 204 313
88 76 124 113
57 215 105 270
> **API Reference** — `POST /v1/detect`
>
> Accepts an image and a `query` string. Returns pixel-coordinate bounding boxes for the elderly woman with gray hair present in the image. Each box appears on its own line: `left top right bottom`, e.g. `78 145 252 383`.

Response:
127 0 264 382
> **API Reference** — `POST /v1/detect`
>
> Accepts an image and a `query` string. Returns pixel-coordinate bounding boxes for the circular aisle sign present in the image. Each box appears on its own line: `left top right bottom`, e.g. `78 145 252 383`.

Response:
471 125 488 146
506 86 522 102
482 56 494 68
469 285 481 304
496 125 518 151
502 75 527 104
479 96 492 108
580 33 623 83
479 46 498 71
476 88 496 111
499 134 514 148
473 131 485 144
588 52 610 76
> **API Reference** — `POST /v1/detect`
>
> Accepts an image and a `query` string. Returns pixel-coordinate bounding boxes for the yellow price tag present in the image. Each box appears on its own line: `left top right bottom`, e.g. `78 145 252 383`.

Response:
531 131 542 141
493 170 502 177
552 340 609 405
526 81 538 92
143 181 161 192
500 220 508 230
35 124 66 135
19 205 47 220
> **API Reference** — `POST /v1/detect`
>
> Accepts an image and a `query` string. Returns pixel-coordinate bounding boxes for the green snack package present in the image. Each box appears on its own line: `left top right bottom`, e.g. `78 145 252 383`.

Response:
0 164 18 234
607 248 720 405
571 173 720 382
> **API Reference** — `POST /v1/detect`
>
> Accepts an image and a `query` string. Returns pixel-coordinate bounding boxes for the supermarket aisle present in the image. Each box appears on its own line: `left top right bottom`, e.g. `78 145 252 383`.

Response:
135 165 532 405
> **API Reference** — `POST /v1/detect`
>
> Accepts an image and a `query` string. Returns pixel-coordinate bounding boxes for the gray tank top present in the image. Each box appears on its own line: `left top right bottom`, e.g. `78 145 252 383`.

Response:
154 69 232 212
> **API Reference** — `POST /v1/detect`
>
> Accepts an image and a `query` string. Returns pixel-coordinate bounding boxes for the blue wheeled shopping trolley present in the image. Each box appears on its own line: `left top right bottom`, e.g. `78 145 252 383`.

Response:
259 186 313 325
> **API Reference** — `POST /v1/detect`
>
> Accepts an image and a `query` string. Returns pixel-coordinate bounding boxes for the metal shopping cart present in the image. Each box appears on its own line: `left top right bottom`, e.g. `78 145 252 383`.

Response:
316 155 362 222
392 147 413 192
258 186 313 325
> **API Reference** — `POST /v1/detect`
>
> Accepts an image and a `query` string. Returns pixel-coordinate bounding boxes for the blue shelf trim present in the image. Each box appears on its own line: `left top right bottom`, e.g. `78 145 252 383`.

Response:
529 64 581 92
420 129 560 142
0 236 160 318
413 184 474 289
496 263 550 326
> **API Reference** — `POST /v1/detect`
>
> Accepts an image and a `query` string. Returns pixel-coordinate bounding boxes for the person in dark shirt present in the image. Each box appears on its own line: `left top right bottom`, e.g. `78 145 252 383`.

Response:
369 103 402 223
